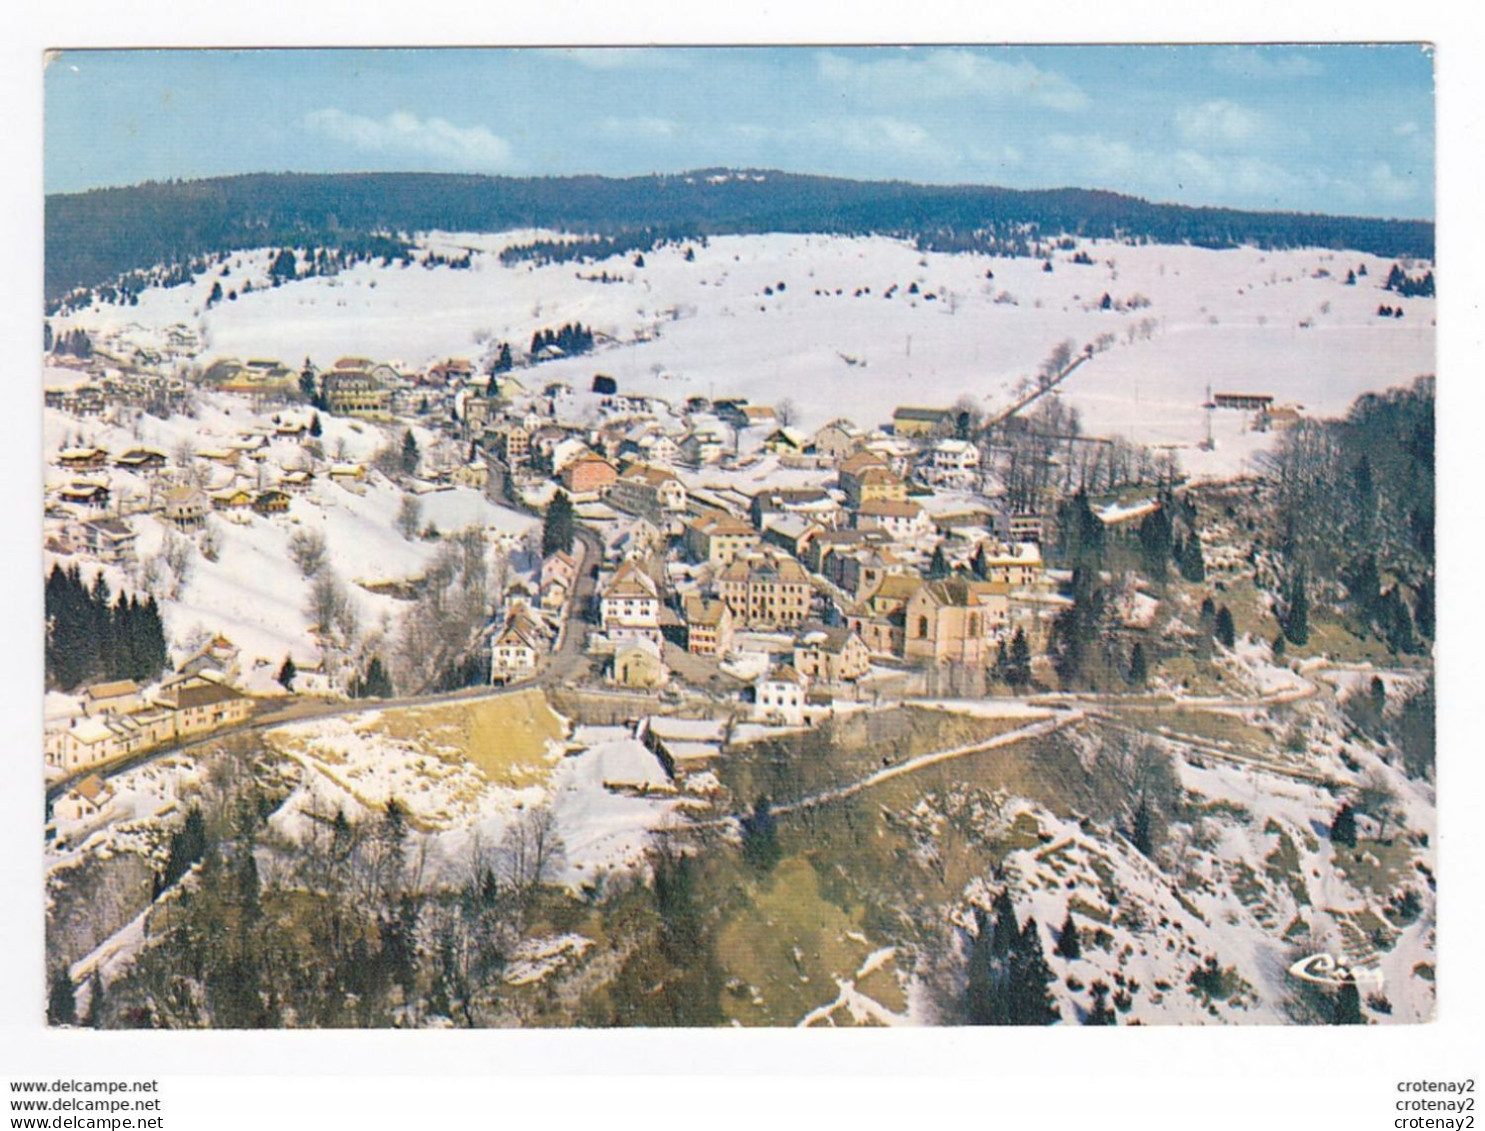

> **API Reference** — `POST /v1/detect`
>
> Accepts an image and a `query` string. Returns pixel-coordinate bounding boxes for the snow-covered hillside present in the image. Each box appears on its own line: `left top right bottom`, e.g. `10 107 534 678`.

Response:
49 231 1435 480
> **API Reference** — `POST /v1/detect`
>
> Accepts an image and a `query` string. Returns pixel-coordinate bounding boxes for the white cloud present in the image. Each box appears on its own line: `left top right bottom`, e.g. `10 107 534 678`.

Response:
1174 100 1265 147
1210 48 1326 79
600 116 679 140
819 117 955 166
301 108 514 169
816 49 1089 112
1368 160 1422 204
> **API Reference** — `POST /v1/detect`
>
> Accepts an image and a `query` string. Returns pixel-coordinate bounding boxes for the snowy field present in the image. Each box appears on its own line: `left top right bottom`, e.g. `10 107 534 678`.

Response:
49 231 1435 480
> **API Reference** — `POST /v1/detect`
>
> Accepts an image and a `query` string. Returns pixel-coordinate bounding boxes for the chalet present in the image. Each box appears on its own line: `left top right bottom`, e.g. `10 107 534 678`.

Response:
273 419 309 439
904 579 1010 666
252 489 291 516
611 637 668 690
81 679 143 716
177 635 241 682
739 404 780 430
210 487 256 512
56 447 109 472
152 674 252 737
114 448 168 473
57 481 111 511
793 625 872 684
280 470 314 492
762 427 808 455
892 405 953 438
328 463 367 482
161 486 209 532
683 595 736 657
599 559 663 644
81 518 137 563
684 510 761 567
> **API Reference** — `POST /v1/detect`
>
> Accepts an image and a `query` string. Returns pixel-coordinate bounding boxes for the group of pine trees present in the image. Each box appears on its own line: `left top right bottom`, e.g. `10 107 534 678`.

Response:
963 888 1060 1026
45 565 169 691
47 326 94 359
1383 263 1435 298
528 322 595 360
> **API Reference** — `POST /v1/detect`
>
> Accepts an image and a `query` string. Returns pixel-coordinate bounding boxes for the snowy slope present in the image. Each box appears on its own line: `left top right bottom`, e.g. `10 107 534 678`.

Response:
49 232 1435 481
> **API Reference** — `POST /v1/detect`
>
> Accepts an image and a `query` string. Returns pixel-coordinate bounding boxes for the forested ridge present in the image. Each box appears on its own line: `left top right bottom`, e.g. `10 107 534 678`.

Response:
46 168 1435 302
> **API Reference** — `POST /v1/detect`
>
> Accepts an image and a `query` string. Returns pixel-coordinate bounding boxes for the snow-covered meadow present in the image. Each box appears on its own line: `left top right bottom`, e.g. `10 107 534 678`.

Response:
50 230 1435 480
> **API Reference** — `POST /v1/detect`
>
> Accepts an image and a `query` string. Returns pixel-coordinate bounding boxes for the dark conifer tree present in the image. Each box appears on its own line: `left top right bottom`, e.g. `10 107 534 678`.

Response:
276 655 297 691
1055 910 1082 960
1332 981 1365 1025
1215 605 1236 650
1331 803 1358 848
1285 569 1311 646
1128 641 1149 687
47 967 76 1026
542 490 575 556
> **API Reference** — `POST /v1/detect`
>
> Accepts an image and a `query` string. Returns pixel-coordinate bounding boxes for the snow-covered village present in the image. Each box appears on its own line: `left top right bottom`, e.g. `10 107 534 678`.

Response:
39 48 1437 1032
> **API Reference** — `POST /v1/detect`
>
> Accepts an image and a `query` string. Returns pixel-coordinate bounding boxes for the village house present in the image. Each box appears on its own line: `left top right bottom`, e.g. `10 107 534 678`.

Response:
177 635 241 683
56 447 110 473
684 510 761 568
809 418 864 460
210 486 256 512
81 679 144 716
280 469 314 492
599 558 663 645
752 665 806 726
490 610 542 684
608 463 690 531
611 637 668 691
251 489 291 516
114 447 169 473
828 545 907 599
161 486 209 533
561 453 619 496
762 426 809 456
54 774 115 826
852 498 931 542
487 421 531 467
152 674 252 737
678 428 728 467
839 451 908 509
57 481 112 513
81 517 137 563
683 594 736 657
715 549 814 629
844 573 923 657
760 514 820 562
328 463 366 483
892 405 953 438
750 486 842 530
323 370 391 417
793 625 872 684
921 438 981 485
903 578 1011 667
448 460 489 490
973 541 1045 588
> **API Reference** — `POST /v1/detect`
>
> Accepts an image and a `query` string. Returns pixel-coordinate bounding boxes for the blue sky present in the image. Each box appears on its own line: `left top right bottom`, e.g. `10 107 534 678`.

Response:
44 45 1435 219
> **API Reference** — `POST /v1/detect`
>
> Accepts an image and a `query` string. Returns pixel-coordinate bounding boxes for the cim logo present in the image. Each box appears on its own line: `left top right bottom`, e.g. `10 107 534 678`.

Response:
1288 952 1385 989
